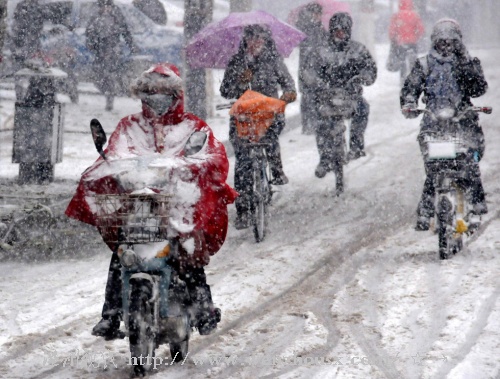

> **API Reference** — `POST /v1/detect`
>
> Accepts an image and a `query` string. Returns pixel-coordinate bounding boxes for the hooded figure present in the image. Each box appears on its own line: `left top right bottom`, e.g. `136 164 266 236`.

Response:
389 0 425 46
11 0 44 66
400 19 489 231
220 24 297 229
85 0 135 111
296 3 328 135
388 0 425 82
66 63 237 337
305 12 377 192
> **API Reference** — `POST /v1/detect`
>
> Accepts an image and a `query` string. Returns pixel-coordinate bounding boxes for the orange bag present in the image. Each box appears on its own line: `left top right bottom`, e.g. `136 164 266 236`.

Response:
230 90 286 142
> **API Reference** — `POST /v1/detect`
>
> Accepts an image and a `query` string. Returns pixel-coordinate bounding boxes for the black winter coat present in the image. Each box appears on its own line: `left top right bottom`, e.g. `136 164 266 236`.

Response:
401 52 488 134
85 3 134 60
220 41 296 100
306 38 377 107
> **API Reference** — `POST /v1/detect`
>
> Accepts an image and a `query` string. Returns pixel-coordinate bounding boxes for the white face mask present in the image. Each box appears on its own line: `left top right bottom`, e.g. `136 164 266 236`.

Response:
141 93 176 115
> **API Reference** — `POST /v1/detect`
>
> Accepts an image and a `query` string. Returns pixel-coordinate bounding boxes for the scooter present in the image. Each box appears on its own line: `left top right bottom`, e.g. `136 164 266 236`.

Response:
413 106 492 259
89 119 197 376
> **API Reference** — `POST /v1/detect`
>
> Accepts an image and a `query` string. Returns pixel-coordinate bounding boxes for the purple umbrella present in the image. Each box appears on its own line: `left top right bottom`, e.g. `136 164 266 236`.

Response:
185 10 306 69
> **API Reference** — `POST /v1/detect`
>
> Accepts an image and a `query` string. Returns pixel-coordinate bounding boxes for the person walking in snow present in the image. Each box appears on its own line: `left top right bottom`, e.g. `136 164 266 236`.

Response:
66 63 237 338
296 3 328 135
306 12 377 181
85 0 136 111
387 0 425 84
400 19 489 231
11 0 45 68
220 24 297 230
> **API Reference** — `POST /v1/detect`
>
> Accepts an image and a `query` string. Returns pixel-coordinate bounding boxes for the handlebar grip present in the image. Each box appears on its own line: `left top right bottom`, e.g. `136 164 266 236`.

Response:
481 107 493 114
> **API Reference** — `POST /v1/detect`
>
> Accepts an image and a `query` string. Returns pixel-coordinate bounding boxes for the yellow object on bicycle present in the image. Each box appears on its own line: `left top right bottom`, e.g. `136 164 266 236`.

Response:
230 90 286 142
455 219 468 234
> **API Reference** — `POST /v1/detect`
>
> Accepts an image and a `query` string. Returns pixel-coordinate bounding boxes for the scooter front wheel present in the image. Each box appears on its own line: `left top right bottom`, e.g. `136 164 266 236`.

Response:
129 279 156 376
170 339 189 362
437 196 454 260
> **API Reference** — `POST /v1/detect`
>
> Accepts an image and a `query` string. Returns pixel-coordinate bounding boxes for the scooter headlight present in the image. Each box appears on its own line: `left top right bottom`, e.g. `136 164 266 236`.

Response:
120 249 138 268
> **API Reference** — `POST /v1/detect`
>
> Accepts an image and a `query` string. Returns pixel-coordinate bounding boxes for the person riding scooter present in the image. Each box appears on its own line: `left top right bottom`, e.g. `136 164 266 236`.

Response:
401 19 489 231
65 63 237 338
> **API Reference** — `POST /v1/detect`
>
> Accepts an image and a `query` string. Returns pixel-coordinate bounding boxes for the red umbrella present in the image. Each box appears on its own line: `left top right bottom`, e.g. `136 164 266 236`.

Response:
287 0 352 30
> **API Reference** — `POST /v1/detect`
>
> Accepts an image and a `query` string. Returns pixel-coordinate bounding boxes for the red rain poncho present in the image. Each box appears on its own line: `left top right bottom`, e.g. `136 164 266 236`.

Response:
65 63 237 266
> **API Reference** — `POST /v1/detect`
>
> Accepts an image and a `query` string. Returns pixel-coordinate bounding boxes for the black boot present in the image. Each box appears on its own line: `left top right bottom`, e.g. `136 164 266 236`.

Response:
91 317 125 340
93 252 124 340
270 167 289 185
182 268 221 335
235 212 250 230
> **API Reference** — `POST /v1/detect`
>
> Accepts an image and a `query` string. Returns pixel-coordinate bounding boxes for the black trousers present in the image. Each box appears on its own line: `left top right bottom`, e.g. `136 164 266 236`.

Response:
300 90 321 134
316 97 369 168
100 251 212 320
229 116 285 217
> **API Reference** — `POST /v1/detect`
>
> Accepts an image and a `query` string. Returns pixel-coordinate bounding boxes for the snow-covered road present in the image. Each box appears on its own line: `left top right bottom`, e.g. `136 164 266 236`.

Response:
0 46 499 379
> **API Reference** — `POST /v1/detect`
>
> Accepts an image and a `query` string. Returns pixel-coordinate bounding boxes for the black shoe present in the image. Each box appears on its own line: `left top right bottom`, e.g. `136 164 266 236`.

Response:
315 164 327 178
347 150 366 161
270 171 289 185
234 214 250 230
471 202 488 215
91 317 125 340
197 307 221 336
415 216 430 231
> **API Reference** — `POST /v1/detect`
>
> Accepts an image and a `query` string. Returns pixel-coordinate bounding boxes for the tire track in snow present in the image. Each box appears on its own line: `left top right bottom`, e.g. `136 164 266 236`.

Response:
334 209 500 379
431 282 500 379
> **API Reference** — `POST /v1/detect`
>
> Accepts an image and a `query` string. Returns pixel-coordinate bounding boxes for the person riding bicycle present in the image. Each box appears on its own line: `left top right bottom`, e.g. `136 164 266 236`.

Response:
66 63 237 338
400 19 489 231
305 12 377 179
220 24 297 230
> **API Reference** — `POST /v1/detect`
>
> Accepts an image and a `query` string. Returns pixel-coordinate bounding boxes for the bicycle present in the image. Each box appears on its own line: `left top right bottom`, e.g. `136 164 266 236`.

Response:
228 90 286 242
413 106 492 259
318 88 356 196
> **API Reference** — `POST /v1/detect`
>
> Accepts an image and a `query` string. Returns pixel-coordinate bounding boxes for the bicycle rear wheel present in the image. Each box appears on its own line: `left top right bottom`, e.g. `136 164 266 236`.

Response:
252 162 270 243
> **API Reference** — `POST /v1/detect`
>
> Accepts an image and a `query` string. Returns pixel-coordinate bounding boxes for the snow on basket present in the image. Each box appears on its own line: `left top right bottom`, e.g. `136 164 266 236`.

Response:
93 192 172 244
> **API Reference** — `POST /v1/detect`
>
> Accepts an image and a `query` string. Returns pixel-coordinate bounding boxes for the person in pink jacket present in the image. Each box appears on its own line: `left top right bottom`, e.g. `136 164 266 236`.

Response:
388 0 425 82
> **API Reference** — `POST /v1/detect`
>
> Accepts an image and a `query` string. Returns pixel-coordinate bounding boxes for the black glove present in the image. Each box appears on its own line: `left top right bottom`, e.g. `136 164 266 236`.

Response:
401 103 420 119
454 40 468 58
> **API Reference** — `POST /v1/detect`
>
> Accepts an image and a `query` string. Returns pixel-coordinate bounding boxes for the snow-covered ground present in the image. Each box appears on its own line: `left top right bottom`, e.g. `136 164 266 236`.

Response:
0 43 499 379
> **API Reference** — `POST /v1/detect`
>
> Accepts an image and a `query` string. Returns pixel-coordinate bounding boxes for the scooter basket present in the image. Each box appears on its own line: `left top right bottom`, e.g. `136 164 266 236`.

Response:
93 193 171 244
424 133 468 161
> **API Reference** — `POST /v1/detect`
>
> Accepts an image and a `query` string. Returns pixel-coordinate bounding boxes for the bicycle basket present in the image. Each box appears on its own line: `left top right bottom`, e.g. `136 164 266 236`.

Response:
230 90 286 143
234 112 275 142
424 133 468 160
93 193 171 244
